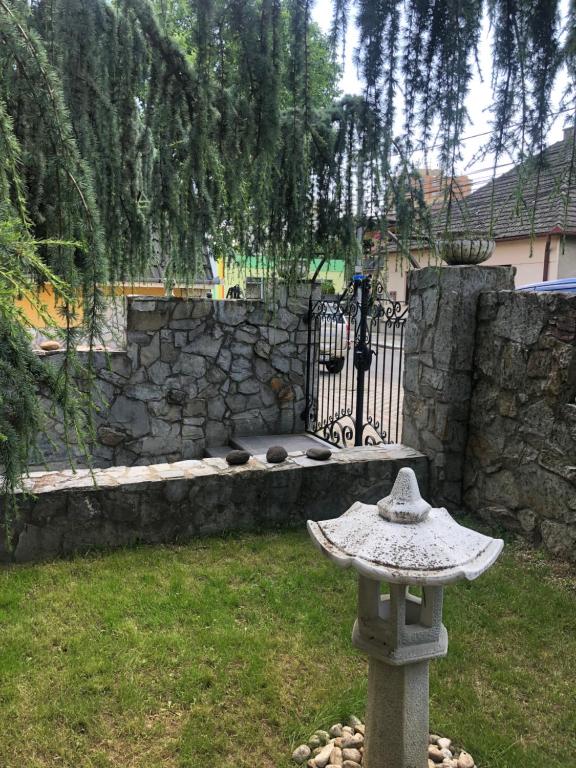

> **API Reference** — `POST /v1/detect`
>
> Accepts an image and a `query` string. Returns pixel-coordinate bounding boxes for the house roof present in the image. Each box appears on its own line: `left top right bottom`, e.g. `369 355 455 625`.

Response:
138 248 219 285
442 128 576 240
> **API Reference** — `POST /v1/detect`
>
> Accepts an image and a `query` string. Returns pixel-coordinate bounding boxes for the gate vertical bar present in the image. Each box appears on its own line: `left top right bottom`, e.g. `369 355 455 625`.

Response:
354 275 371 447
303 293 314 431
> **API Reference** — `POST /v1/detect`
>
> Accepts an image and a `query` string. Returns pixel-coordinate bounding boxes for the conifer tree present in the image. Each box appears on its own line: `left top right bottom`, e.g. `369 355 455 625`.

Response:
0 0 573 495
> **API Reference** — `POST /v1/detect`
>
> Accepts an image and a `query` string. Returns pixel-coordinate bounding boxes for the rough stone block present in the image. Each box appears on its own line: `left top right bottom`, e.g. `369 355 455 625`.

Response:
160 341 180 364
265 327 290 345
109 397 150 438
540 519 576 561
230 358 253 382
183 336 223 359
128 308 169 332
124 383 163 401
191 301 214 320
238 378 261 395
179 355 207 378
97 426 126 447
214 301 247 326
230 342 252 358
148 360 171 385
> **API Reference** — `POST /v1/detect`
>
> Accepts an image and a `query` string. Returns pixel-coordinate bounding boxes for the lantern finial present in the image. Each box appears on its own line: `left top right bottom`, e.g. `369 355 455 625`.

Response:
377 467 431 523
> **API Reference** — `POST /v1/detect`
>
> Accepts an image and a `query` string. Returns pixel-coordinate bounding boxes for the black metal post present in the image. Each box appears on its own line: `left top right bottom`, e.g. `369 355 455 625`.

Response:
354 275 372 446
302 294 314 427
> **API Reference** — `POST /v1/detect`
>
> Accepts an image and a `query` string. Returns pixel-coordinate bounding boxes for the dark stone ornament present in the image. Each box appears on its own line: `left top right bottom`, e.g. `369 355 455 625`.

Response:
306 447 332 461
225 450 251 465
266 445 288 463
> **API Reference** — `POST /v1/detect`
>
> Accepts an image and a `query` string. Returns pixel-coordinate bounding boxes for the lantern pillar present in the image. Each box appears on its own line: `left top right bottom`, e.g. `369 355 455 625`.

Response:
364 658 429 768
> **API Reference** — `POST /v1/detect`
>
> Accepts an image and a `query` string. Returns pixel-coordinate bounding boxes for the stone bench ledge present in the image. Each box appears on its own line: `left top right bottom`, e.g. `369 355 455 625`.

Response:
20 444 425 496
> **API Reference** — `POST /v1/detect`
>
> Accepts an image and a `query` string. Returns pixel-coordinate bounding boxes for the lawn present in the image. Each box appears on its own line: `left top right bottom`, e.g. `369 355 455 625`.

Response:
0 529 574 768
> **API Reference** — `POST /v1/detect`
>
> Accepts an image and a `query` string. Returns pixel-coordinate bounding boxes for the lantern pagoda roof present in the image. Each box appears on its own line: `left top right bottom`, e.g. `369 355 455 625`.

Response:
307 468 503 585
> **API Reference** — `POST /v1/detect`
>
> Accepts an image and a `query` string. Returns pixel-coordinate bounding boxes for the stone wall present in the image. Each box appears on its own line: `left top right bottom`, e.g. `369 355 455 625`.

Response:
2 445 428 563
402 265 515 507
464 290 576 560
34 286 316 468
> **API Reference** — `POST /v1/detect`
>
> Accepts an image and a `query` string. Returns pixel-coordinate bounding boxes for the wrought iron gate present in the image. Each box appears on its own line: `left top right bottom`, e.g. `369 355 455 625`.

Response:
303 275 408 447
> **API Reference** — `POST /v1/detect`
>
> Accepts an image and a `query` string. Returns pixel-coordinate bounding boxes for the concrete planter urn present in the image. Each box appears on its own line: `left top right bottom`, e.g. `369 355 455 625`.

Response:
437 232 495 265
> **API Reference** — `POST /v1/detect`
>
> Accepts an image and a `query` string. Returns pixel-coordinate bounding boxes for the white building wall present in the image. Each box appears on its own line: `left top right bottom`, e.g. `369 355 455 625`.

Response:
378 234 571 302
557 236 576 278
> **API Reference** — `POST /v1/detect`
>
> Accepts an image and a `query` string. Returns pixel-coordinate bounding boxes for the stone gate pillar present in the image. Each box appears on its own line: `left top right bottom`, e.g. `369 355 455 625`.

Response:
401 265 515 507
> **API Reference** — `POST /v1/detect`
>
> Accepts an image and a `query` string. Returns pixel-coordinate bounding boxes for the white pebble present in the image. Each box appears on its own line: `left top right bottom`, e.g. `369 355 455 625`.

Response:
314 743 334 768
348 715 363 728
329 746 343 766
292 745 311 764
341 734 363 749
438 738 452 750
457 753 475 768
428 745 444 763
329 724 343 738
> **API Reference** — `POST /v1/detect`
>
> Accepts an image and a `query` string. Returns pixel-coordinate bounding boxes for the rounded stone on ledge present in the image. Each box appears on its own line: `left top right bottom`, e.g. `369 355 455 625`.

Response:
306 447 332 461
39 340 61 351
266 445 288 463
225 449 251 466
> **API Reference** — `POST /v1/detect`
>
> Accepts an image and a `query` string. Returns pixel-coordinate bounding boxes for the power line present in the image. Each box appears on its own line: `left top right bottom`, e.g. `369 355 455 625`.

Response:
389 105 575 158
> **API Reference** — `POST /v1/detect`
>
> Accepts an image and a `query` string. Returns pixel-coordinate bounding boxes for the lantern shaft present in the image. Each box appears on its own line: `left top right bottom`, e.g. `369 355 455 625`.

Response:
364 658 429 768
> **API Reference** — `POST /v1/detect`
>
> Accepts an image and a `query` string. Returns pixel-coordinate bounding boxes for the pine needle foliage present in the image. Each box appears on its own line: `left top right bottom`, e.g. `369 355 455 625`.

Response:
0 0 574 495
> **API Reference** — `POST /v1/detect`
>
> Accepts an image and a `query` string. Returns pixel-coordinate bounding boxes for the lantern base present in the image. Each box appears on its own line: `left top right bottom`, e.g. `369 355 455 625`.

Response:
352 619 448 665
363 657 429 768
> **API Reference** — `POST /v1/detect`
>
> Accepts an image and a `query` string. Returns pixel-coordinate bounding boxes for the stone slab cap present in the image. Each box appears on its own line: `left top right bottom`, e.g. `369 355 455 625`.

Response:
307 468 503 585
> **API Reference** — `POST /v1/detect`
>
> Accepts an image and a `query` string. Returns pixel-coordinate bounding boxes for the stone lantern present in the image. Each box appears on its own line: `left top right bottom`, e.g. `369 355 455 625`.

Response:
307 468 503 768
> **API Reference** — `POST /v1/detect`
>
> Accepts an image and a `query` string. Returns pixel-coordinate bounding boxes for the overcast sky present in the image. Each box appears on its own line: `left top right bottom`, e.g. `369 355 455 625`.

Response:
311 0 572 189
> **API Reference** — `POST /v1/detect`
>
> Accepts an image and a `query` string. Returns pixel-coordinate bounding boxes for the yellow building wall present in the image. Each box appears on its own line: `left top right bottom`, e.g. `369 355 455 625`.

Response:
16 284 80 329
218 257 348 298
17 282 213 329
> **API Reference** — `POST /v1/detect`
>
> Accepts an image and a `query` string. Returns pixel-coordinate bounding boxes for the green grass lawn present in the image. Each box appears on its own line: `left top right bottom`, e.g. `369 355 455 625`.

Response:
0 529 575 768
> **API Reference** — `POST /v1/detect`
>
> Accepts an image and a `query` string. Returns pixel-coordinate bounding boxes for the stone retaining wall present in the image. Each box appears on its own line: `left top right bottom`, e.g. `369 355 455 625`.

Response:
35 287 316 468
2 445 427 563
464 290 576 560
